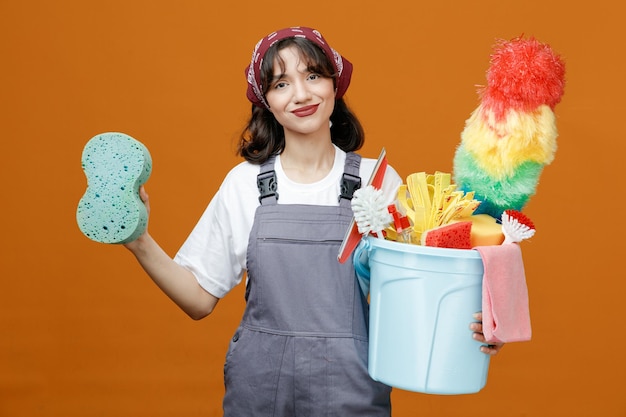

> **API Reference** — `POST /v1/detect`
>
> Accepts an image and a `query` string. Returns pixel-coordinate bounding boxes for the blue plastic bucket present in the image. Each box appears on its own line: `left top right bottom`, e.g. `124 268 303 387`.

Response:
354 236 490 394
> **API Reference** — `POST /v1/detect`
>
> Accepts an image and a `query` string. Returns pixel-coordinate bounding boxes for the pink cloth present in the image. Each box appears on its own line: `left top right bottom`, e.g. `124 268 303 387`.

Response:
474 244 532 343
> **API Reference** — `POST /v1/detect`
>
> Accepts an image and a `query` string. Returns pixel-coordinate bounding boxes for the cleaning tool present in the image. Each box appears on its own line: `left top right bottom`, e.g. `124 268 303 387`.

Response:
397 171 480 243
453 36 566 218
386 205 412 243
451 214 504 247
355 236 490 394
501 209 536 244
351 186 393 238
338 148 388 263
420 221 473 249
474 243 531 343
77 132 152 244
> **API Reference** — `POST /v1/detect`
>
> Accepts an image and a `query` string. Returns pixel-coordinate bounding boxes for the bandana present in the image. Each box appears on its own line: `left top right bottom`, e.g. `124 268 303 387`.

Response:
245 26 353 109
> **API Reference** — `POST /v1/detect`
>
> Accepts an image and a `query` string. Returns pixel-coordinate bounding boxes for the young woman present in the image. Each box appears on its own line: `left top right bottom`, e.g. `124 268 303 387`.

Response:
125 26 501 416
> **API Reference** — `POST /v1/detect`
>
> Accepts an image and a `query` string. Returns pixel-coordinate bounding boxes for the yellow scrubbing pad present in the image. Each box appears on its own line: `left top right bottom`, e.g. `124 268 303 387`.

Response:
77 132 152 244
451 214 504 247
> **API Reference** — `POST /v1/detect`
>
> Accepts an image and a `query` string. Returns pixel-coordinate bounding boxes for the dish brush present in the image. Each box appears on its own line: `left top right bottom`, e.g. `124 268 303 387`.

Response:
351 185 392 239
501 209 536 244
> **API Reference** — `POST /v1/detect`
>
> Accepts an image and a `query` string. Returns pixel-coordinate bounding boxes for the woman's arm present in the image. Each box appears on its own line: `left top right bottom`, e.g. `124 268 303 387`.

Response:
124 188 219 320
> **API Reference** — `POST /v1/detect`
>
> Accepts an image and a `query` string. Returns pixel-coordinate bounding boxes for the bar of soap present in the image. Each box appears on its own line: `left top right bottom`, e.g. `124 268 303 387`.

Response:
77 132 152 244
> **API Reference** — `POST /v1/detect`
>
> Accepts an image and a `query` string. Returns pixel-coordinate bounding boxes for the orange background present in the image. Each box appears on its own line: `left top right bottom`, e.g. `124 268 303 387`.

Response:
1 0 625 416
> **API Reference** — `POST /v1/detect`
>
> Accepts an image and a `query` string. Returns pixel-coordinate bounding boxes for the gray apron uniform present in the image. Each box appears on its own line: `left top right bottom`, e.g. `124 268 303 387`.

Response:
223 153 391 416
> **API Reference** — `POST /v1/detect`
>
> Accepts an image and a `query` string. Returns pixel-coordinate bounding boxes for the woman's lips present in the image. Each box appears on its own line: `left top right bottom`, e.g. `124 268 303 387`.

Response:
292 104 319 117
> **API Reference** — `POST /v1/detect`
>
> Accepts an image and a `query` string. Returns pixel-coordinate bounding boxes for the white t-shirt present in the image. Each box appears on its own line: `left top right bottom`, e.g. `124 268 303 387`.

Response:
174 146 403 298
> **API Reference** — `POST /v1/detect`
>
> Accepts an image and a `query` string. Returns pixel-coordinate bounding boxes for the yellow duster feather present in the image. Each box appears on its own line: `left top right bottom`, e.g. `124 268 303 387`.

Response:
460 104 558 179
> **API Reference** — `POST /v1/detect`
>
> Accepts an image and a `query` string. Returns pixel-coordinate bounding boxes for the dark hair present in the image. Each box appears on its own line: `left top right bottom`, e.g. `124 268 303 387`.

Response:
238 37 364 164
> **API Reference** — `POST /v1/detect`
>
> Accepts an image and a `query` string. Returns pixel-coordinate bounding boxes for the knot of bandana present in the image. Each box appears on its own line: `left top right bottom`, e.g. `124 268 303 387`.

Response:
245 27 353 109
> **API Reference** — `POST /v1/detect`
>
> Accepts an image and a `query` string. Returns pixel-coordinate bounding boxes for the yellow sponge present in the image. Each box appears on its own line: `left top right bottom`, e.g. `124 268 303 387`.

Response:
451 214 504 247
76 132 152 244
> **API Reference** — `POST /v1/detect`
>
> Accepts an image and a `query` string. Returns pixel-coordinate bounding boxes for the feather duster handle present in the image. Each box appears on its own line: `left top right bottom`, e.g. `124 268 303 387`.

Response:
351 186 393 238
501 209 536 244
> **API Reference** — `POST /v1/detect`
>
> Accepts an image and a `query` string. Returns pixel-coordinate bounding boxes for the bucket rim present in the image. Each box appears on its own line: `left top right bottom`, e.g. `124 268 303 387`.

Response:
365 236 481 259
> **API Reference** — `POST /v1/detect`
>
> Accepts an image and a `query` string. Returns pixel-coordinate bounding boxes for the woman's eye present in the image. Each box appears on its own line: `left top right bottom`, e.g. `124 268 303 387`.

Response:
308 74 320 81
274 81 287 89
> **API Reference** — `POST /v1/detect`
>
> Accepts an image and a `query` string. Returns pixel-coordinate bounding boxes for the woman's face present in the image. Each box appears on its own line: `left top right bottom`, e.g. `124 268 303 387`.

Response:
264 45 335 139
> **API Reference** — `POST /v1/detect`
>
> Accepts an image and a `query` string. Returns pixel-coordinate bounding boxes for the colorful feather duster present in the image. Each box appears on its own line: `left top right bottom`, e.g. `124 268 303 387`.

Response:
453 36 566 218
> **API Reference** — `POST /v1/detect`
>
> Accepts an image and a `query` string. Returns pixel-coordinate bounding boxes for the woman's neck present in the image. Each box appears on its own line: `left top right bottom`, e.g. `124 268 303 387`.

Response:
280 140 336 184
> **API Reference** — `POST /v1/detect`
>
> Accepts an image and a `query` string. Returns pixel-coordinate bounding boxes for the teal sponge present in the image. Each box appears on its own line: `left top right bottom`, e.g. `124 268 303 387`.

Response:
77 132 152 244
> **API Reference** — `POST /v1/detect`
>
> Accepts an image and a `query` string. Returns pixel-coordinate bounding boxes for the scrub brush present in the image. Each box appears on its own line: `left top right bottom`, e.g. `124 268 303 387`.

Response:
501 209 536 244
351 185 393 238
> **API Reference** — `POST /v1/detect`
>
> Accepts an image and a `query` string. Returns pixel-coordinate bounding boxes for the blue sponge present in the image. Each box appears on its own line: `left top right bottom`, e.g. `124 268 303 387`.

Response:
77 132 152 244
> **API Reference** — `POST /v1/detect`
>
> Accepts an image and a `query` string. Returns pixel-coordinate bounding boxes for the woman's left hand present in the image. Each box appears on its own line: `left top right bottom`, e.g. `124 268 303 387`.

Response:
470 312 504 355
